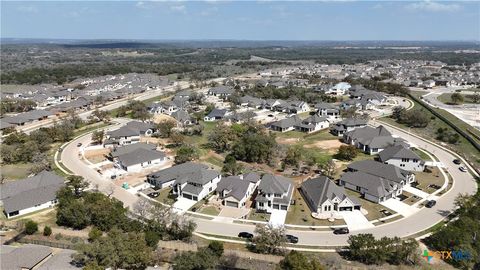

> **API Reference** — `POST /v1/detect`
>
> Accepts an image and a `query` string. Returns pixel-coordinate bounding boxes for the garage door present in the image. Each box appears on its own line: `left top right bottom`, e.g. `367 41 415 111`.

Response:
273 204 280 210
226 201 239 208
280 205 287 210
183 193 193 200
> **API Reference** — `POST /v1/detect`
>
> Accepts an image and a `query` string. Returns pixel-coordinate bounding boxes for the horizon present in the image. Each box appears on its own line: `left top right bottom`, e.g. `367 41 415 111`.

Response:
2 1 479 41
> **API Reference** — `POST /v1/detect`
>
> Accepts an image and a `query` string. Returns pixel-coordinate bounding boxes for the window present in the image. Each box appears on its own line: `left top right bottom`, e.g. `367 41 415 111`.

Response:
259 202 264 207
356 186 361 192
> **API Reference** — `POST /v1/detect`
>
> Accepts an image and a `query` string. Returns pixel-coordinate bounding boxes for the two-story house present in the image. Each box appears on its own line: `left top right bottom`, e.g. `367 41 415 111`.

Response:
255 174 294 213
378 145 426 172
216 173 261 208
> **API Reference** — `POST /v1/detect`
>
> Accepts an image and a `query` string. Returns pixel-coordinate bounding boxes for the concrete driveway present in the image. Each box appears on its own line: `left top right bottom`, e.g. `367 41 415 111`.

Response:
403 184 430 199
380 198 418 217
269 209 287 227
172 198 196 214
340 210 374 231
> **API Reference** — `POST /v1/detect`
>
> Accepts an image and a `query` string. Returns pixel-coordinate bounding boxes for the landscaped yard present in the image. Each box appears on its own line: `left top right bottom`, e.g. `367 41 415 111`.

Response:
415 167 445 193
198 206 220 216
344 189 396 221
437 92 480 105
248 211 270 222
285 189 346 226
155 187 175 205
411 148 433 161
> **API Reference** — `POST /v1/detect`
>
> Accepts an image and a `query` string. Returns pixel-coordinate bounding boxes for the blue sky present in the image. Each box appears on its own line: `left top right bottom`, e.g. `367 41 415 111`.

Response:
1 1 479 40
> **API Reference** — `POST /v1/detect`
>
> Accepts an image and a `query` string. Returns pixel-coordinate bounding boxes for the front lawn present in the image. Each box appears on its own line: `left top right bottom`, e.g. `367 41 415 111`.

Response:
248 211 270 222
414 167 445 193
0 163 34 181
344 189 396 221
155 187 175 205
401 191 422 206
412 148 432 161
199 206 220 216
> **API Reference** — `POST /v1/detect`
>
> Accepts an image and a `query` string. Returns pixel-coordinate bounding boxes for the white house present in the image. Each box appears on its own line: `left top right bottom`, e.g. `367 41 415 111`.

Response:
378 145 426 172
255 174 294 213
295 114 330 133
173 168 221 201
0 171 64 219
104 121 154 147
325 82 351 96
115 148 166 172
216 173 261 208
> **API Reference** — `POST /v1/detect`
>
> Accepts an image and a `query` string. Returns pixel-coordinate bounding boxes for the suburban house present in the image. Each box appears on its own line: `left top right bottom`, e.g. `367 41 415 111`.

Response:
148 101 179 115
378 145 426 172
330 118 368 136
110 142 157 159
325 82 351 96
239 95 266 109
264 99 285 110
171 110 195 127
315 102 341 122
1 245 54 270
2 110 54 126
207 86 235 99
300 176 361 218
172 167 221 201
147 162 209 189
226 111 257 123
0 171 64 219
114 148 166 172
104 121 155 147
204 108 230 122
255 174 294 213
270 115 301 132
339 160 415 203
275 100 310 114
216 172 261 208
295 114 330 133
343 125 399 155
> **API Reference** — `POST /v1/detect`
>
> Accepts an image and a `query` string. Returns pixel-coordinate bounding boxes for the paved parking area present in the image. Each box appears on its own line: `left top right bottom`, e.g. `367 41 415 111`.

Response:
380 198 418 217
340 210 374 231
269 209 287 227
172 198 197 214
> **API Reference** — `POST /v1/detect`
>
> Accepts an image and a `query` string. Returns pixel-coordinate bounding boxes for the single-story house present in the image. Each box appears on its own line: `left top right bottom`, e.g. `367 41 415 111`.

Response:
114 147 166 172
204 108 230 122
104 121 155 147
330 118 368 136
269 115 302 132
207 86 235 98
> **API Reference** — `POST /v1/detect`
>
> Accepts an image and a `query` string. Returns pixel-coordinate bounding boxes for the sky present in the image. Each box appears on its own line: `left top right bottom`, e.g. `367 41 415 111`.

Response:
1 1 479 41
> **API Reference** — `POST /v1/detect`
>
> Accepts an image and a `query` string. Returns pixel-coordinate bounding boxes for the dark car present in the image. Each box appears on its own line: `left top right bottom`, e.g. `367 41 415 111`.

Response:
110 175 117 180
148 192 159 198
425 200 436 208
238 232 254 239
77 143 82 147
459 166 467 172
286 234 299 244
453 159 461 165
333 228 350 235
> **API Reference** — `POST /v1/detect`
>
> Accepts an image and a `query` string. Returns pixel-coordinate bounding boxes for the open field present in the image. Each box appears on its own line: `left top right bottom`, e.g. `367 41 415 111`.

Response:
1 163 34 181
437 92 479 104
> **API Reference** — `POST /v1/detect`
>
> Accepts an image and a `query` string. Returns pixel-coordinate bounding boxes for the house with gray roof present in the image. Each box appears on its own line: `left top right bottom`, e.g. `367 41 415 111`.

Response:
294 114 329 133
315 102 341 123
1 244 53 270
0 171 64 219
330 118 368 136
147 162 209 189
378 145 425 172
171 110 195 127
255 174 294 213
239 95 265 109
270 115 302 132
339 160 415 203
2 110 54 126
110 142 157 158
263 99 284 110
172 166 221 201
300 176 360 217
207 86 235 99
204 108 230 122
216 173 261 208
275 100 310 114
343 125 399 155
104 121 155 147
115 148 166 172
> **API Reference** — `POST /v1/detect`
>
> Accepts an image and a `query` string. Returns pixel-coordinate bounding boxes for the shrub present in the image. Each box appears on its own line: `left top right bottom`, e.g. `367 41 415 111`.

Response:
43 226 52 236
24 220 38 235
208 240 224 257
88 227 103 242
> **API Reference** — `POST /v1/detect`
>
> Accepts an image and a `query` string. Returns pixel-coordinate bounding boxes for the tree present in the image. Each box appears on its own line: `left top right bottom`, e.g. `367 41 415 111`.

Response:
56 199 91 230
279 250 326 270
170 132 185 146
24 220 38 235
450 93 464 104
28 153 51 174
222 154 244 176
391 106 406 120
283 146 302 168
74 228 152 270
336 145 358 161
470 93 480 104
88 227 103 242
174 145 199 164
43 226 52 236
252 224 287 255
91 130 104 145
144 230 161 248
231 132 277 164
208 241 224 257
172 249 217 270
127 100 151 121
207 122 236 153
319 160 337 179
67 175 89 197
156 120 177 138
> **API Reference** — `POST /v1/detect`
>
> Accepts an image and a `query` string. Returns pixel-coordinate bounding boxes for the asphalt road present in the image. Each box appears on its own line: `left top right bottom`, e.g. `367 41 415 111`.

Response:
60 117 478 246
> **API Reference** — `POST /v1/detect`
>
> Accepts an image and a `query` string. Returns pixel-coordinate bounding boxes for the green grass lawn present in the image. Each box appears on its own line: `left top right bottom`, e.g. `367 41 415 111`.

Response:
203 155 224 169
156 187 175 205
248 211 270 222
412 148 432 161
1 163 34 181
437 93 480 105
415 167 445 193
199 206 220 216
344 189 396 221
183 121 216 147
285 189 345 226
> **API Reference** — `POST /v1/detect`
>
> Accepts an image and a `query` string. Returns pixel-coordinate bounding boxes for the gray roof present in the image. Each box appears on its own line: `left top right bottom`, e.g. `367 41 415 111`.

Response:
1 171 64 214
216 176 252 201
107 121 154 138
111 142 157 158
258 174 292 195
341 171 396 198
209 86 235 95
175 169 220 186
344 125 393 147
182 183 204 195
347 160 411 184
1 244 53 270
302 114 328 124
117 148 165 167
301 176 360 210
378 145 422 162
270 115 302 129
339 118 368 127
147 162 209 185
206 108 228 118
242 172 261 183
171 110 192 123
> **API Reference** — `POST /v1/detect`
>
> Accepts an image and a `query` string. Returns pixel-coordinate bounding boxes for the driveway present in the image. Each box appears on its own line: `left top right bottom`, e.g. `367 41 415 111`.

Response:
218 207 250 219
172 198 197 214
380 198 418 217
403 184 430 199
340 210 374 231
269 209 287 227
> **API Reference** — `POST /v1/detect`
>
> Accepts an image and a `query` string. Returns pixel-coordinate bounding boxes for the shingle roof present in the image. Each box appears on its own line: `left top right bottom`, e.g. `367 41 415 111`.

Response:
341 171 396 198
301 176 360 210
378 145 422 162
1 244 53 270
171 110 192 123
175 169 220 185
107 121 154 138
111 142 157 158
117 148 165 167
347 160 410 184
258 174 292 194
147 162 209 185
207 108 228 118
270 115 302 129
216 176 252 201
0 171 64 214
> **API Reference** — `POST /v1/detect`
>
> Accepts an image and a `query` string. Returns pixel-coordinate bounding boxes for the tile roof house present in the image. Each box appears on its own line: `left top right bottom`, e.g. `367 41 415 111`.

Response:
255 174 294 213
378 145 425 172
0 171 64 219
343 125 400 155
104 121 155 147
147 162 209 189
330 118 368 136
216 173 261 208
300 176 360 218
339 160 415 203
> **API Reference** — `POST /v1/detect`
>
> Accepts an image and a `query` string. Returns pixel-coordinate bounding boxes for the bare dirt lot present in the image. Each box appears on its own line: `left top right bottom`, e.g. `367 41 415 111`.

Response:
84 148 110 163
153 114 175 124
304 139 345 153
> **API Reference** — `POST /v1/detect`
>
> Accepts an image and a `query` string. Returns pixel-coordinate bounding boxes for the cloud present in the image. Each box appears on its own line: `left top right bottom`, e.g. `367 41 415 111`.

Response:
406 0 461 12
17 5 38 13
170 5 186 13
200 6 219 16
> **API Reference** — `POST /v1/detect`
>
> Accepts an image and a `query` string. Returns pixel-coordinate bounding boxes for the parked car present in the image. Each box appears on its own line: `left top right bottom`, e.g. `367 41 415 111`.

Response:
110 175 117 180
77 143 82 147
286 234 299 244
425 200 436 208
453 159 461 165
459 166 467 172
148 192 159 198
333 228 350 235
238 232 254 239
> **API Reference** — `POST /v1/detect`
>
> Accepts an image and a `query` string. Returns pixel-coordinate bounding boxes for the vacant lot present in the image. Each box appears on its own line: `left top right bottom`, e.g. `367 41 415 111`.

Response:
437 92 479 105
1 163 34 181
415 167 445 193
84 148 110 164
